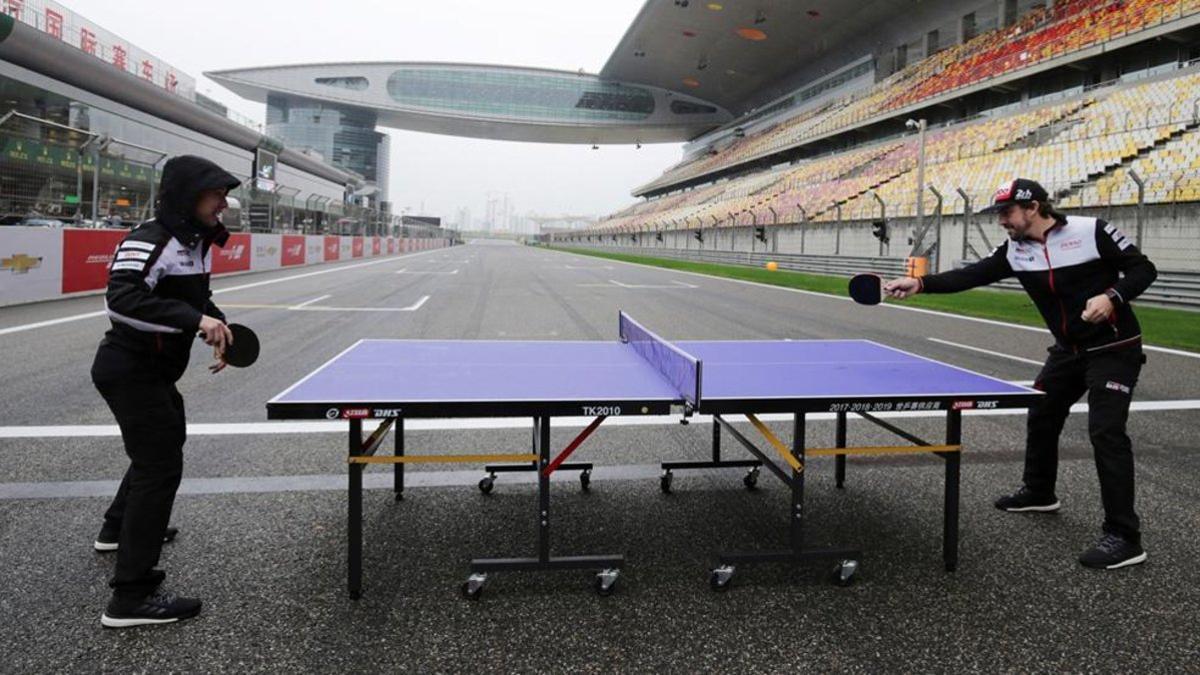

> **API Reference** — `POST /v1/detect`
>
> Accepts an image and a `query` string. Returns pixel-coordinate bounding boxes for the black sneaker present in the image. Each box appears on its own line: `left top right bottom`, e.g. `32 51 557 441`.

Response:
1079 533 1147 570
94 527 178 552
994 486 1061 513
100 590 202 628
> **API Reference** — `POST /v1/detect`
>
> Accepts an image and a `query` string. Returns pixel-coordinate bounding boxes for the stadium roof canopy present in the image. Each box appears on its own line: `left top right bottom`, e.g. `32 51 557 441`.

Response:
207 62 732 145
601 0 910 113
209 0 910 145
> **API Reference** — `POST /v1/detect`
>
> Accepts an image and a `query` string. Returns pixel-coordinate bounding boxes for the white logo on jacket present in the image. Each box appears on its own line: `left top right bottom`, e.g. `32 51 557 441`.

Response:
1006 216 1100 272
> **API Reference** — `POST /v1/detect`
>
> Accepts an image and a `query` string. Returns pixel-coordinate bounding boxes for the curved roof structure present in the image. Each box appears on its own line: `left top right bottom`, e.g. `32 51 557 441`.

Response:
206 62 732 144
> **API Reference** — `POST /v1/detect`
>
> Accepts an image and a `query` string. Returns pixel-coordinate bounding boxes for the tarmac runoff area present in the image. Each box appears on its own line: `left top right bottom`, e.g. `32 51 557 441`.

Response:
1 240 1197 672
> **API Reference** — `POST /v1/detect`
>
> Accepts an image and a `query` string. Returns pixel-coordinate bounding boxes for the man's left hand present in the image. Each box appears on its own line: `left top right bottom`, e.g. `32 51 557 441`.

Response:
1081 294 1115 323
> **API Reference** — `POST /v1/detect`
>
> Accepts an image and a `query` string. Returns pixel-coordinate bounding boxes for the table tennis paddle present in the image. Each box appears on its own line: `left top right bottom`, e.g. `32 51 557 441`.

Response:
222 323 260 368
848 273 884 306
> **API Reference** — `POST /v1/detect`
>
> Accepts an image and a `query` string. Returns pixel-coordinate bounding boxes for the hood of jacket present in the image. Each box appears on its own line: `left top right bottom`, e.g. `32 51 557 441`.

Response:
154 155 241 248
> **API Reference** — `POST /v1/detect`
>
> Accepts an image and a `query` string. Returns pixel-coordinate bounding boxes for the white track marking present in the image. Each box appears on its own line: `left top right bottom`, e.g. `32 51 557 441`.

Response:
544 249 1200 360
289 295 331 310
0 247 450 337
397 269 458 275
608 279 698 289
224 295 429 313
927 338 1046 366
3 399 1197 439
579 279 698 289
0 311 106 336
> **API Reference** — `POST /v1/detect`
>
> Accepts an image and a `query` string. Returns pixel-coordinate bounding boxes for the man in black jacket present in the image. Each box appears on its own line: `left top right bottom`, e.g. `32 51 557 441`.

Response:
884 178 1157 570
91 155 240 628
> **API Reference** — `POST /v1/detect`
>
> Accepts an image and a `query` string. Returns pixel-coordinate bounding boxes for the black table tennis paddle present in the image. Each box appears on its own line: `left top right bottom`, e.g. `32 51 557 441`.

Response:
848 273 884 306
223 323 260 368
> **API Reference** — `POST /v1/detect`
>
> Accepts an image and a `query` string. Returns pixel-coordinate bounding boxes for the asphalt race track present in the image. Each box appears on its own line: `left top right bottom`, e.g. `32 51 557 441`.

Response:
2 240 1197 672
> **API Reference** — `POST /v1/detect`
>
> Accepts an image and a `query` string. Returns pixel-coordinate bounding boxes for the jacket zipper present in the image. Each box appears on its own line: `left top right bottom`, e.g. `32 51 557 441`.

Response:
1041 243 1072 351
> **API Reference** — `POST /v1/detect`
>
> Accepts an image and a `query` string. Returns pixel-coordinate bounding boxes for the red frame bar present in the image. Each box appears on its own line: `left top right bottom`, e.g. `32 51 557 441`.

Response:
541 416 607 477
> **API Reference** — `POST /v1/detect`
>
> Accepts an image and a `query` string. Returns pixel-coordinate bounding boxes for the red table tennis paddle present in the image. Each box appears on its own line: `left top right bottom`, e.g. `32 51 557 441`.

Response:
848 273 884 305
223 323 260 368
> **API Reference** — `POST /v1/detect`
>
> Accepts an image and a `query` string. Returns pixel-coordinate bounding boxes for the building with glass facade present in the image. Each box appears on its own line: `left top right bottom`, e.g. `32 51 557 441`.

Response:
264 95 390 206
0 11 370 232
206 63 733 145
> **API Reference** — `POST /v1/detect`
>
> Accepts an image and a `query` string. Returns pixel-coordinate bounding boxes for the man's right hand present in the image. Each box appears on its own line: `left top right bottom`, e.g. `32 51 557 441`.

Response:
198 315 233 352
883 277 922 300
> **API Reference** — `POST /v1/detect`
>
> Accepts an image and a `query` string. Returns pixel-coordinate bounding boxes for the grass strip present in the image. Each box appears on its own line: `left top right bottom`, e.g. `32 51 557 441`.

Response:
553 246 1199 352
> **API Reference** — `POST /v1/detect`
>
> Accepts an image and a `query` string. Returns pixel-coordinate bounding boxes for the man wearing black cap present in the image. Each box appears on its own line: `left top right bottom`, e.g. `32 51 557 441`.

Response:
91 155 241 627
883 178 1157 570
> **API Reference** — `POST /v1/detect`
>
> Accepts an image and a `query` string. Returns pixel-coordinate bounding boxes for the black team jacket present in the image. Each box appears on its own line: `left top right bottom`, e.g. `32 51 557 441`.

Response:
918 214 1157 353
92 156 241 383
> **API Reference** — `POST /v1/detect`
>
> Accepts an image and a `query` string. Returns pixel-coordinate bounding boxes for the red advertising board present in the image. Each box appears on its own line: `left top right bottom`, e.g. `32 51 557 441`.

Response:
371 237 381 256
61 229 127 293
324 236 340 261
351 237 364 258
387 238 395 254
281 235 305 267
212 233 251 274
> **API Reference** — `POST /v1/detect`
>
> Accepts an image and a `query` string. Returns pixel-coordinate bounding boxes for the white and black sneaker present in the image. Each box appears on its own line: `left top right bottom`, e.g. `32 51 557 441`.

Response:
100 590 202 628
94 527 178 552
994 486 1061 513
1079 533 1147 570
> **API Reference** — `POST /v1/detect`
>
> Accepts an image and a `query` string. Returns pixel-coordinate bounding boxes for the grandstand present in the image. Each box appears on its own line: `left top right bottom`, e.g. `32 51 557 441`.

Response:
553 0 1200 304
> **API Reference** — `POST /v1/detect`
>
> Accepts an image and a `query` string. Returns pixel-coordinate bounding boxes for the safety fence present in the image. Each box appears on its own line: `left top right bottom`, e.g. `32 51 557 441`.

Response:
0 226 453 307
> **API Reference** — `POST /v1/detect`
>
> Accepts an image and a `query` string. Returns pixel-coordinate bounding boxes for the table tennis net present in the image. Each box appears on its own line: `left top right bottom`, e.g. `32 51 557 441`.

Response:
618 311 701 406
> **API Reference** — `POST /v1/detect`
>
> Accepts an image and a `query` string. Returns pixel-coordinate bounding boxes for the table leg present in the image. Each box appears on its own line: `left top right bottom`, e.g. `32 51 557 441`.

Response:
943 410 962 572
348 419 363 599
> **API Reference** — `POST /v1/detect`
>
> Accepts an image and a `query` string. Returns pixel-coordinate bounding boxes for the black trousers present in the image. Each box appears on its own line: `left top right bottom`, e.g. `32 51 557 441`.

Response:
1023 345 1144 540
94 376 186 599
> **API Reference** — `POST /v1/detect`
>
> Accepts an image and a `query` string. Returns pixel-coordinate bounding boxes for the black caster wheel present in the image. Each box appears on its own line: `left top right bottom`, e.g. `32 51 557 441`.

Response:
394 493 404 502
709 565 735 592
461 573 486 600
594 569 619 597
831 559 859 587
660 470 674 494
580 469 592 492
478 474 495 495
743 467 760 490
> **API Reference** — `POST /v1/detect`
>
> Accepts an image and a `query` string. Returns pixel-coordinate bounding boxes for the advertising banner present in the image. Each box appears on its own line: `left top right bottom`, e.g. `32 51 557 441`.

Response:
387 238 395 255
212 233 251 274
281 235 305 267
339 236 353 260
306 236 324 265
371 237 381 256
351 237 364 258
251 233 282 272
324 235 340 261
0 227 64 306
62 228 126 293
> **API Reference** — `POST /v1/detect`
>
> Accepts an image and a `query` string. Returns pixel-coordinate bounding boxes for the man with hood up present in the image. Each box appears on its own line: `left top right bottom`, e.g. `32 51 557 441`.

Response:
90 155 240 628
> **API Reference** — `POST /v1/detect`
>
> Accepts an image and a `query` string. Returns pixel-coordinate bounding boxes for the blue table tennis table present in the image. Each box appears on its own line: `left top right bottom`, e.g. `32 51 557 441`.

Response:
268 312 1040 599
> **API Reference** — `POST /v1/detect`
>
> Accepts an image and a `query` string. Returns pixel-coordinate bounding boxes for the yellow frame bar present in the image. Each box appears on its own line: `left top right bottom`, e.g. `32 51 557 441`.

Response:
744 414 803 472
348 453 539 465
808 444 962 457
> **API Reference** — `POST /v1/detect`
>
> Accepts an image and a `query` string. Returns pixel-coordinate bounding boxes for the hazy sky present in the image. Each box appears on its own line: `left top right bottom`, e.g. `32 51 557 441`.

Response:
65 0 682 223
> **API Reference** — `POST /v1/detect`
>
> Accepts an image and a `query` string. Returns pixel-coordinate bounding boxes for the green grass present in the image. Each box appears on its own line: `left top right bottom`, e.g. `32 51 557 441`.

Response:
553 246 1200 352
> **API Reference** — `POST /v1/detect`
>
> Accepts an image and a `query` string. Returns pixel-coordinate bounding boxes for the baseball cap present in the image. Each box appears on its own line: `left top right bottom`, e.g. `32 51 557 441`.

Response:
979 178 1049 213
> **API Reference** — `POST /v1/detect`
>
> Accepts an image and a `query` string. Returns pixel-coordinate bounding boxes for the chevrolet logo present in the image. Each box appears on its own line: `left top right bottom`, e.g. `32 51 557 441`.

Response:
2 253 43 274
